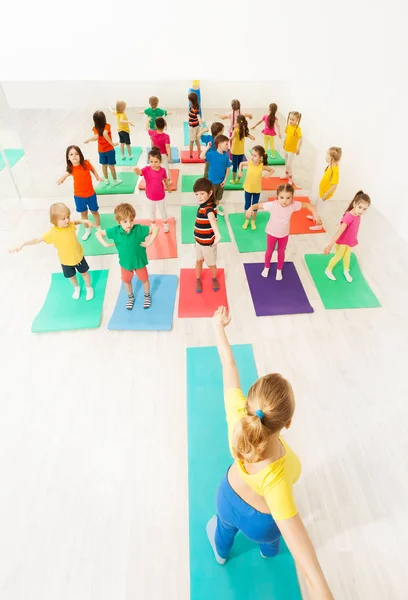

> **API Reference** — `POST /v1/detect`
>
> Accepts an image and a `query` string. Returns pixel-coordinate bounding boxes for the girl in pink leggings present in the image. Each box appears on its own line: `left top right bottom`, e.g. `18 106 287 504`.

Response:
245 184 321 280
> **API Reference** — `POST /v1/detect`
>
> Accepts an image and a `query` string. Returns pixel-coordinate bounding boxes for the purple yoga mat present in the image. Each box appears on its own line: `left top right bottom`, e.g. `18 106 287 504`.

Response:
244 262 314 316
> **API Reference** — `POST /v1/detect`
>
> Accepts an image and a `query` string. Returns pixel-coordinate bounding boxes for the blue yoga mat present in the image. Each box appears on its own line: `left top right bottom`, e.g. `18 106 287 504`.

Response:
146 146 180 163
183 121 207 146
186 344 301 600
107 274 178 331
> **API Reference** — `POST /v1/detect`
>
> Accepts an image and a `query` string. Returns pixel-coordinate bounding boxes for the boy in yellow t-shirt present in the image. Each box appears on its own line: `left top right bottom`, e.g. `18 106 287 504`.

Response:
309 146 342 231
282 111 302 185
9 203 95 301
109 100 134 160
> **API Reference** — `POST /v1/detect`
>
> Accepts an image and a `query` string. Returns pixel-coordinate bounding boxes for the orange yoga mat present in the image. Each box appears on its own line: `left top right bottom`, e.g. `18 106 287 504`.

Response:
178 269 228 318
267 196 326 234
138 169 179 191
135 217 178 259
262 177 300 191
180 151 205 164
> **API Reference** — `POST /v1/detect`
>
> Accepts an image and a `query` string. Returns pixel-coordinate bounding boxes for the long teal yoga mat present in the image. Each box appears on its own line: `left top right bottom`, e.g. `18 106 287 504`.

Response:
183 121 207 146
186 344 301 600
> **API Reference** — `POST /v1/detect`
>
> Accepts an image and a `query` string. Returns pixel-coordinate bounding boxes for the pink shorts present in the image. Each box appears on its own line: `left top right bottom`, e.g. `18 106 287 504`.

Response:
121 266 148 284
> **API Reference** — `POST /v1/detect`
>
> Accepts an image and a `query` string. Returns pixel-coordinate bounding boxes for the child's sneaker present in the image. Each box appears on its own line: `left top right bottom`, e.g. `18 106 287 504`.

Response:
121 156 126 161
276 269 283 281
113 179 123 186
261 267 269 278
344 270 353 283
325 268 336 281
82 229 91 241
163 222 170 233
103 179 110 185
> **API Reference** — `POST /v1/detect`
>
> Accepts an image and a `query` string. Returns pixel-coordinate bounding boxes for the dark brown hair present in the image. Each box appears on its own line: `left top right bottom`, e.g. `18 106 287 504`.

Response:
148 146 162 162
345 190 371 213
155 117 166 130
93 111 107 137
231 99 241 127
236 115 249 140
211 122 224 138
268 103 278 129
214 134 229 149
276 183 295 197
188 92 199 109
65 145 86 174
193 177 214 196
252 145 268 165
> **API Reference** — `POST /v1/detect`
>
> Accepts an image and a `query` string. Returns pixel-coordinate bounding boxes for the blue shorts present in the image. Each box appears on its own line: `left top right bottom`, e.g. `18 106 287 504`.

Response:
74 193 99 213
99 149 116 165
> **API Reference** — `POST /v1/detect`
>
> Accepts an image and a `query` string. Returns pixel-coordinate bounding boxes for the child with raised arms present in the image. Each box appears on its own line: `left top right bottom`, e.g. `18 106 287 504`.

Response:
238 145 274 231
140 96 171 130
230 115 255 184
251 103 282 158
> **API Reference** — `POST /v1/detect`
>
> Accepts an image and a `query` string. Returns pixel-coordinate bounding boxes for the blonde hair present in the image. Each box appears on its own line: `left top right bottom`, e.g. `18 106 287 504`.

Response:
232 374 295 463
50 202 70 225
149 96 159 109
114 203 136 222
287 111 302 127
326 146 342 182
116 100 126 113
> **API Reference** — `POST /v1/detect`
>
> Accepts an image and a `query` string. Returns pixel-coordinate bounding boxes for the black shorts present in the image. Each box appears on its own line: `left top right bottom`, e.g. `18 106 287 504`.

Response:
61 257 89 279
118 131 131 145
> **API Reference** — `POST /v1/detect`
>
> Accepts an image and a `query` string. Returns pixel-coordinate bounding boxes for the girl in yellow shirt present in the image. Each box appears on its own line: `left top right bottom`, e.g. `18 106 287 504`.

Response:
309 146 342 231
238 146 275 230
229 115 255 184
208 307 334 600
282 111 302 185
109 100 135 161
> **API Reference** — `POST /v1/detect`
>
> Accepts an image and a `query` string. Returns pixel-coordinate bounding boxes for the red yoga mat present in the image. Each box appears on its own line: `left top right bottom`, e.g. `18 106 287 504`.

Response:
135 217 178 259
266 196 326 234
178 268 228 318
262 177 300 191
180 151 205 164
138 169 179 191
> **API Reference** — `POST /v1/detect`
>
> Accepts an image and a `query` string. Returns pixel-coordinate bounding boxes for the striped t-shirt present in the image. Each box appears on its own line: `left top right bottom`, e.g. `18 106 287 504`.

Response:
189 105 200 127
194 201 217 245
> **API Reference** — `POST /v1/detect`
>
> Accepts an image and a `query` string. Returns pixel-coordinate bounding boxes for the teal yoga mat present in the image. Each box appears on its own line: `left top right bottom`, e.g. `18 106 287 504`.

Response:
183 121 207 146
181 205 231 244
95 171 138 195
186 344 302 600
114 146 142 166
0 148 25 171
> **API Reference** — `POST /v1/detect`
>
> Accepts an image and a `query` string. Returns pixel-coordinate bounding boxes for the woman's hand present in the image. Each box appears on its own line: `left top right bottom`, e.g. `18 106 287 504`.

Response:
213 306 231 329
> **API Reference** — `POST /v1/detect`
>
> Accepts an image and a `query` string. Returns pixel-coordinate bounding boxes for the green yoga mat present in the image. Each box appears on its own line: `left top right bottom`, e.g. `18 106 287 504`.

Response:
183 121 207 146
305 253 381 309
95 171 138 195
181 205 231 244
78 214 118 256
223 169 247 190
249 148 285 166
182 174 203 193
32 270 109 333
229 212 269 253
114 146 142 166
187 344 301 600
0 148 25 171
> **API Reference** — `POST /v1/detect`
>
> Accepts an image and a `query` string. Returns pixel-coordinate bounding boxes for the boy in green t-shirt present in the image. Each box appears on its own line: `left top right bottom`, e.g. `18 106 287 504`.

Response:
96 203 159 310
139 96 172 130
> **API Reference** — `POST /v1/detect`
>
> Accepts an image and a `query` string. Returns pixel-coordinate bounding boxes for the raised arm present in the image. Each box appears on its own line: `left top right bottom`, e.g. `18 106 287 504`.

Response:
251 118 264 130
215 113 228 120
72 219 96 228
213 307 240 391
133 167 143 176
243 112 253 120
83 135 98 144
277 515 333 600
324 222 347 255
9 237 44 253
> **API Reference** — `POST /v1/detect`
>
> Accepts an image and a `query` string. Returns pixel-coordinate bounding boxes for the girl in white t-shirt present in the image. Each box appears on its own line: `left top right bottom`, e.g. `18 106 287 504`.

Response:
245 184 321 280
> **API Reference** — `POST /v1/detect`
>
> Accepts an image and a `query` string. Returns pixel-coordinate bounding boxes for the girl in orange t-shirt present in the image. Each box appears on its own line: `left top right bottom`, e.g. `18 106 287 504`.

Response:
57 145 104 241
84 111 122 186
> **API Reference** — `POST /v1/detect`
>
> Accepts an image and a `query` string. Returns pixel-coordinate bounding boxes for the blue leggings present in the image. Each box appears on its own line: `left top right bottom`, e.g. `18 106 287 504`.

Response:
215 470 281 559
244 192 260 211
232 153 245 173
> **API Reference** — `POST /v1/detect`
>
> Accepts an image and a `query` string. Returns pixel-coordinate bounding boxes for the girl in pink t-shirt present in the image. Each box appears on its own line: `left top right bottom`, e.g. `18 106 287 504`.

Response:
324 190 371 282
251 103 282 159
246 184 321 281
147 117 173 177
134 147 172 233
215 99 253 151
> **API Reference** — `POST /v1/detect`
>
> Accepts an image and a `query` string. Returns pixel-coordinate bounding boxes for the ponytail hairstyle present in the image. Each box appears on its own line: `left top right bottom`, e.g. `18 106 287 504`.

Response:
287 111 302 129
252 144 268 165
148 146 162 162
276 183 295 198
232 374 295 463
231 99 241 128
188 92 199 109
268 103 278 129
345 190 371 214
93 110 107 137
236 114 249 140
326 146 342 182
116 100 126 113
65 145 86 174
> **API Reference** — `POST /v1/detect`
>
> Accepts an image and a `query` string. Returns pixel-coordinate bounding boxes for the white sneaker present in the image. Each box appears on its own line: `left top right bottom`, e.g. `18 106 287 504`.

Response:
121 156 126 161
82 229 91 241
86 287 94 301
128 155 134 159
344 270 353 283
276 269 283 281
309 225 323 231
325 268 336 281
103 179 110 186
306 214 314 220
72 286 80 300
113 179 123 186
163 222 170 233
261 267 270 278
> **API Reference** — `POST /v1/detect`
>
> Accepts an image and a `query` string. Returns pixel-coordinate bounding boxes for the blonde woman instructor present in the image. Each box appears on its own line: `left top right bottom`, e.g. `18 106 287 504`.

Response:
208 306 334 600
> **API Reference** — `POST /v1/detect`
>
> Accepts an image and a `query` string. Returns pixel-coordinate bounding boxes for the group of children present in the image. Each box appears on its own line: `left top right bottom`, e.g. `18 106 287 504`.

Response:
9 93 371 309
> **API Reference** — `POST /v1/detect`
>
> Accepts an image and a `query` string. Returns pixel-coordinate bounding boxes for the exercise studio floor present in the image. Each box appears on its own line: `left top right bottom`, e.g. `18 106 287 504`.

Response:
1 108 408 600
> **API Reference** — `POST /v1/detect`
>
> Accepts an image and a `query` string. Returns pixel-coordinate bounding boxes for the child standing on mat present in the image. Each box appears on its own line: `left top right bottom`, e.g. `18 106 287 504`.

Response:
324 190 371 283
140 96 171 130
96 203 159 310
109 100 134 160
245 184 321 280
200 122 225 179
251 103 282 158
230 115 255 184
188 92 203 158
209 306 334 600
57 145 103 241
9 203 95 300
239 145 275 231
282 111 302 185
309 146 343 231
193 178 221 293
84 111 122 186
147 117 173 178
200 135 231 218
134 147 172 233
215 99 253 147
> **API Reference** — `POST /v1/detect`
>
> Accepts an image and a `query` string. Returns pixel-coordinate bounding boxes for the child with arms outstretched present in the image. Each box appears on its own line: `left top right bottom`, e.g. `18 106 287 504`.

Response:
251 103 282 158
140 96 171 130
230 115 255 184
239 145 274 230
84 111 122 186
147 117 173 178
134 147 172 233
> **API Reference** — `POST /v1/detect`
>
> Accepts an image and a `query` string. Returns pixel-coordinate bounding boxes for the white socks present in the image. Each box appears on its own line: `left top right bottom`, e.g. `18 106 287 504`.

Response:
261 267 269 278
163 222 170 233
276 269 283 281
86 287 94 301
113 179 123 186
82 229 91 241
206 516 226 565
325 268 336 281
72 286 94 300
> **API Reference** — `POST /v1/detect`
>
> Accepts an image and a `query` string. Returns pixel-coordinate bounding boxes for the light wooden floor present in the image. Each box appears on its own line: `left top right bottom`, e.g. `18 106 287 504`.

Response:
0 108 407 600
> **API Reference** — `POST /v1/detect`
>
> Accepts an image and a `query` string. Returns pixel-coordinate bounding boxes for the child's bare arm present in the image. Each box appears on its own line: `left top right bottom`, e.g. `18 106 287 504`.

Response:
221 167 230 187
73 219 97 228
200 146 210 160
321 185 337 201
245 203 265 219
166 177 172 193
57 173 70 185
95 229 114 247
9 237 44 253
208 212 221 244
243 112 253 120
215 113 228 120
103 130 118 147
166 144 173 163
237 161 248 178
302 202 321 225
251 118 263 130
324 223 347 254
276 120 282 138
248 133 256 140
84 135 98 144
263 165 275 176
133 167 143 176
296 137 303 155
140 225 160 247
89 164 103 182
